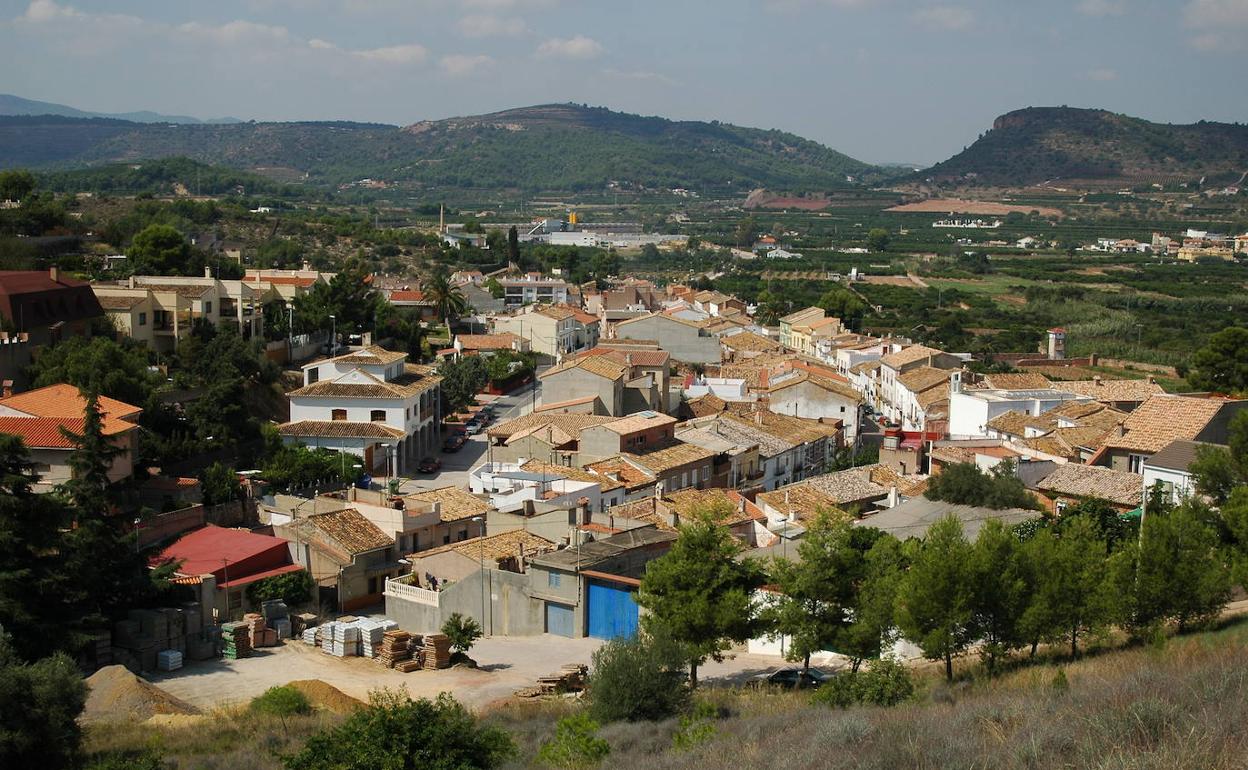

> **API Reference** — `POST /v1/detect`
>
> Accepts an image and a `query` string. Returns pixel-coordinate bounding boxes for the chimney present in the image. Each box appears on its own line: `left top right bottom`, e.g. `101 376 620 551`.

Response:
755 411 764 426
1 380 11 398
1115 423 1126 438
1146 375 1155 384
204 266 213 279
1093 375 1103 387
48 266 59 283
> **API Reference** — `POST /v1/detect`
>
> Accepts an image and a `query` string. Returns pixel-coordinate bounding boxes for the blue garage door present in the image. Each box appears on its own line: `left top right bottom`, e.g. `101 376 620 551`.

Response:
587 581 639 640
545 602 575 637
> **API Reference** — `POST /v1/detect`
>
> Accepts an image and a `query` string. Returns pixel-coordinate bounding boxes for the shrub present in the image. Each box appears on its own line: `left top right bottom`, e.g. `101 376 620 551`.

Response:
85 748 165 770
250 685 312 718
283 690 515 770
671 701 719 752
536 713 610 768
442 612 484 655
246 570 314 606
586 635 689 723
812 658 914 709
0 637 86 770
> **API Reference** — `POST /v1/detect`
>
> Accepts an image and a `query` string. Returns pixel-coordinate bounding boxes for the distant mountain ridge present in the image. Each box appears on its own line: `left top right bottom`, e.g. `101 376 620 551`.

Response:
0 101 874 194
924 107 1248 186
0 93 241 125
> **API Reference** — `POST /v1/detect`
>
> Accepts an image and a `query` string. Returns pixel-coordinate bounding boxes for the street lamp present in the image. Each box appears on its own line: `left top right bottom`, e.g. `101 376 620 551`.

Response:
471 515 485 634
329 314 336 355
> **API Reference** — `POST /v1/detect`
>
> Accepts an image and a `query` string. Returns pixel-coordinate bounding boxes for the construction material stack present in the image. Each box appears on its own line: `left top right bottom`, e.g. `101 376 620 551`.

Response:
421 633 452 670
376 631 414 669
331 623 360 657
220 622 251 659
156 649 183 672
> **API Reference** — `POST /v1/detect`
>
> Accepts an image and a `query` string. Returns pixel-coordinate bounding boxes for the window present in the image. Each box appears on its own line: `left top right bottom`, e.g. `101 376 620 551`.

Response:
308 368 319 384
457 528 468 541
331 409 347 421
443 533 451 544
367 576 378 595
205 301 212 314
138 312 147 326
548 572 562 588
1128 454 1145 474
371 410 386 422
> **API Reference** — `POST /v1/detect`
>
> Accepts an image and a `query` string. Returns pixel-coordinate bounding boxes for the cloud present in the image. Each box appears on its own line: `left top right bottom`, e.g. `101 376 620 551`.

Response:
535 34 603 59
601 68 679 87
910 5 974 30
1184 0 1248 51
18 0 80 22
461 0 558 8
354 44 429 64
1085 67 1118 81
457 13 528 38
177 20 293 45
1076 0 1127 16
439 53 494 76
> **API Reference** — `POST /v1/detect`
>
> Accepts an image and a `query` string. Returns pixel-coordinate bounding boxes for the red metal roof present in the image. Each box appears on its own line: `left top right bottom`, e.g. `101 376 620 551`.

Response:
155 525 292 577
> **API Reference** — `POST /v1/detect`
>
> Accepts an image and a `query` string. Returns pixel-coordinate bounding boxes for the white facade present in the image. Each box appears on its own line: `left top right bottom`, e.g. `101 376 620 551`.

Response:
947 383 1091 440
469 462 625 513
1141 463 1194 508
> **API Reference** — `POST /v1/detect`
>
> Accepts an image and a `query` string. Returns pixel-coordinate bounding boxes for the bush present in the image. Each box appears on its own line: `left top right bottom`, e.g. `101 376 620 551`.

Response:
812 658 914 709
245 570 314 606
283 690 515 770
671 701 719 752
250 685 312 718
536 713 610 768
0 637 86 770
442 612 483 655
85 748 166 770
586 635 690 723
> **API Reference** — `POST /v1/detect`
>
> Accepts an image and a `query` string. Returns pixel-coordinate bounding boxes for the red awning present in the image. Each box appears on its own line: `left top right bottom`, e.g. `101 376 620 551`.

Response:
217 563 305 589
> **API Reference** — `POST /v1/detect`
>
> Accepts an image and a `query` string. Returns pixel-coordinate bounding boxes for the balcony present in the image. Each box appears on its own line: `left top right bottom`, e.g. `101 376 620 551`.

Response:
384 575 440 607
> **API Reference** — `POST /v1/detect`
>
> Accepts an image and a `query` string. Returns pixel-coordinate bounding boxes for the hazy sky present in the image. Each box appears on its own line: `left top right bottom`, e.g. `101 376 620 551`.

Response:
2 0 1246 164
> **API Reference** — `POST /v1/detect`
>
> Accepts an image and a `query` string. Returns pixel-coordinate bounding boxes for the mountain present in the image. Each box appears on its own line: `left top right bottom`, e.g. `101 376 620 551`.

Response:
923 107 1248 187
0 103 874 193
0 94 241 125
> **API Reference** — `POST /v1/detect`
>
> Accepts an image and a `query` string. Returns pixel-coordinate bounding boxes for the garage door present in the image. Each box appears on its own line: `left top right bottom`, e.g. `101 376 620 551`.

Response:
545 602 575 637
587 581 639 640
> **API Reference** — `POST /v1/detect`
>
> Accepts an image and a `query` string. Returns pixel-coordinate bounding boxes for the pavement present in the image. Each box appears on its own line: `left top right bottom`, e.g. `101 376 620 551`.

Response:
146 633 788 712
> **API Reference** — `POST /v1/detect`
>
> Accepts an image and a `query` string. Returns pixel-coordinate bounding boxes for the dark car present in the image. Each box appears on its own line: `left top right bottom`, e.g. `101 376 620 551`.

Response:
417 457 441 473
752 667 833 690
442 435 467 452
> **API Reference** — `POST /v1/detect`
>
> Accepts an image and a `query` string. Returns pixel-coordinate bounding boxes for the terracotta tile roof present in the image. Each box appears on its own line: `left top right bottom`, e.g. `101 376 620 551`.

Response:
487 412 615 440
289 365 441 399
599 412 677 434
986 410 1031 437
981 372 1053 390
757 483 845 519
663 487 764 525
1102 395 1227 454
898 366 951 394
534 304 578 321
1056 379 1166 403
388 290 429 303
534 395 600 412
572 310 599 325
722 331 783 353
879 345 944 370
1035 464 1142 507
456 333 522 351
623 440 715 474
277 420 406 439
131 280 212 298
722 410 842 446
96 294 147 310
405 486 490 522
850 360 881 375
579 346 670 368
304 508 393 555
0 383 142 421
412 529 556 563
0 416 112 448
769 370 862 402
693 414 789 456
916 386 951 412
802 464 896 505
609 499 675 531
780 306 824 325
520 459 625 492
585 457 657 491
684 393 728 418
252 275 318 287
331 345 409 365
540 354 629 382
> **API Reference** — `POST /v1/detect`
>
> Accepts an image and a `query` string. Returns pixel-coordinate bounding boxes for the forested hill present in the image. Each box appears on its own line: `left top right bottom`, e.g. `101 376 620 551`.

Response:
0 103 874 194
923 107 1248 187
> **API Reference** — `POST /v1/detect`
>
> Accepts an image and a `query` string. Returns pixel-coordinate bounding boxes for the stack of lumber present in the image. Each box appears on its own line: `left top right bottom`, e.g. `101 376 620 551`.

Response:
220 622 251 659
421 633 451 670
244 613 277 648
375 631 414 668
531 664 589 695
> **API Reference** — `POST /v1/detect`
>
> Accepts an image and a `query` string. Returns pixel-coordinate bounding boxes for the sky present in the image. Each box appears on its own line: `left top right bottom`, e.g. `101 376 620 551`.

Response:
1 0 1246 165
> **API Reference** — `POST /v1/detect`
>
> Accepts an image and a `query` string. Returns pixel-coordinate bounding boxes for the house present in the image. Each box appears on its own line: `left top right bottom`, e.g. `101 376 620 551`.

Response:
691 290 747 318
685 409 843 491
614 313 721 365
0 268 104 388
402 486 489 546
779 308 844 359
618 439 717 495
856 497 1038 539
485 412 617 465
0 384 142 490
407 529 558 587
277 346 443 475
1030 464 1142 514
278 507 398 611
674 424 763 490
650 487 771 545
1092 395 1248 474
778 307 825 350
452 333 529 358
491 304 591 357
948 374 1093 439
538 356 629 416
877 344 964 424
470 459 628 513
756 464 916 523
720 331 784 361
156 525 305 621
985 400 1126 462
270 486 465 557
767 369 863 443
574 342 672 414
1047 377 1165 412
497 275 580 307
93 270 269 352
577 411 679 465
386 289 438 321
1141 439 1211 507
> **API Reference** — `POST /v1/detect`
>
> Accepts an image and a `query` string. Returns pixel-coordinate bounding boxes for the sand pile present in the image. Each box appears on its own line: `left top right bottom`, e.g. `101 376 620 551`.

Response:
82 665 200 723
286 679 365 714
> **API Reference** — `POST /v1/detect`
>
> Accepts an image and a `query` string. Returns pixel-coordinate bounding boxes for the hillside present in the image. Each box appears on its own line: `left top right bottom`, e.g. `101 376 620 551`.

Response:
0 93 240 125
0 103 874 194
924 107 1248 187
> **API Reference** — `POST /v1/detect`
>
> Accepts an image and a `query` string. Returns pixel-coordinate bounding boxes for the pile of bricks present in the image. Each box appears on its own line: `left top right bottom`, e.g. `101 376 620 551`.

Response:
220 622 251 659
375 631 414 668
421 633 451 670
245 613 277 648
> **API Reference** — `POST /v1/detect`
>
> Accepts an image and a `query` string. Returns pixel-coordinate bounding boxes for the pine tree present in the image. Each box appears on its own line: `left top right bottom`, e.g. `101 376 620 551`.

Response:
895 515 976 681
968 519 1031 673
1020 516 1111 657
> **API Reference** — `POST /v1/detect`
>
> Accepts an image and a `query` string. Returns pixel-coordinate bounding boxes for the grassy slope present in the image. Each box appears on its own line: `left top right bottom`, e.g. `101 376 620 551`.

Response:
85 618 1248 769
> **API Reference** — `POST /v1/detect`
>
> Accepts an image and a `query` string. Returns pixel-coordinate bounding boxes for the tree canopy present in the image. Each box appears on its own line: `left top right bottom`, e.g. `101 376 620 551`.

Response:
1187 326 1248 394
925 461 1040 510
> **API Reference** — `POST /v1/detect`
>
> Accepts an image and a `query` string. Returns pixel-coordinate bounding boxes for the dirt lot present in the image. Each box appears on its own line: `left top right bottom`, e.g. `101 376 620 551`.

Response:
146 634 789 712
886 198 1062 218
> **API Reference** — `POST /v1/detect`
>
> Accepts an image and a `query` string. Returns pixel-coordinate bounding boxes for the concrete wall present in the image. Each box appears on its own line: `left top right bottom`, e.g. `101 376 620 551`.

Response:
616 316 719 365
769 382 859 444
385 569 545 637
541 368 621 415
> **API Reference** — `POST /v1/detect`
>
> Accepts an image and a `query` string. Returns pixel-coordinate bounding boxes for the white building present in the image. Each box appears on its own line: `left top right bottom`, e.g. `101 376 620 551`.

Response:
947 375 1092 440
469 461 626 513
277 346 442 476
1141 439 1206 508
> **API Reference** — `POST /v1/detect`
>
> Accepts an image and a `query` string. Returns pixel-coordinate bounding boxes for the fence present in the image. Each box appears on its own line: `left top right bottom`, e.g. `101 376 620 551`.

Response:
132 499 252 548
383 577 441 607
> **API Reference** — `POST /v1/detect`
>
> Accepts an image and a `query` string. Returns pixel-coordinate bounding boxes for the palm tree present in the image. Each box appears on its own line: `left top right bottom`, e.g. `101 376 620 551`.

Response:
420 272 469 331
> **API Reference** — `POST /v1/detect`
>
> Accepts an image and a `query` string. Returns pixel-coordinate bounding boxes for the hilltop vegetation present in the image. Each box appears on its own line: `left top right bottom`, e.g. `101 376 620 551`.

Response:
0 104 874 194
924 107 1248 186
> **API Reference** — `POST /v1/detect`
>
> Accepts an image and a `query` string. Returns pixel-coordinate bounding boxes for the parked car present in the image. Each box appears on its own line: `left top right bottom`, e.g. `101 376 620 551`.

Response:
465 420 484 435
417 457 441 473
442 435 467 452
751 667 833 690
